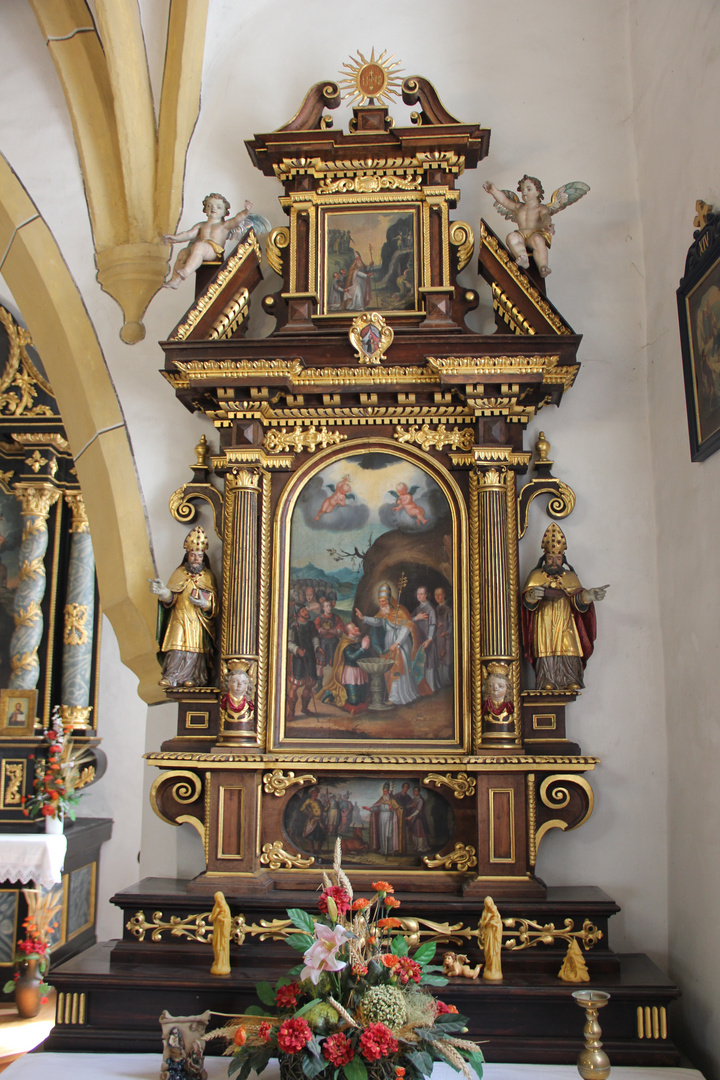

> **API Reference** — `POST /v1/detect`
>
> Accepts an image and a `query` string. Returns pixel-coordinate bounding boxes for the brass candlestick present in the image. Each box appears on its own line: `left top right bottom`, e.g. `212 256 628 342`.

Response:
572 989 611 1080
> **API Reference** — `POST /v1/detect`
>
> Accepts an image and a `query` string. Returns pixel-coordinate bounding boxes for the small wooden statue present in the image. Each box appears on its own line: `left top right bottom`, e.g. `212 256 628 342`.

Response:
480 895 503 981
521 524 609 692
443 951 482 979
483 175 590 277
210 891 232 976
481 662 514 726
558 938 590 983
159 1010 210 1080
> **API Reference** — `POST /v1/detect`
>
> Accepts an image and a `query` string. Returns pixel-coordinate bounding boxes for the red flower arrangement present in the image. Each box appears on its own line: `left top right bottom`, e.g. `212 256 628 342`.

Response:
21 715 92 822
206 840 483 1080
359 1022 399 1061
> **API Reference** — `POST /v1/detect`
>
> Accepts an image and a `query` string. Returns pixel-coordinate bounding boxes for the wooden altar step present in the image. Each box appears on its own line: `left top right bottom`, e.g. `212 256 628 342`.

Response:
43 941 680 1065
107 878 622 977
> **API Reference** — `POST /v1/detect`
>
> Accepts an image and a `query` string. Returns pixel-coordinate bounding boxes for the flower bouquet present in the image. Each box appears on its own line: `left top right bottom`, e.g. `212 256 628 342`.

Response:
21 711 93 823
207 842 483 1080
2 888 62 1013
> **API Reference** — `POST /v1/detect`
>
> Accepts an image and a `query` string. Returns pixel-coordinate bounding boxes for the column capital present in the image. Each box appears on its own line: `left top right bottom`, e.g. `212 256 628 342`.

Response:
13 483 61 521
64 492 90 533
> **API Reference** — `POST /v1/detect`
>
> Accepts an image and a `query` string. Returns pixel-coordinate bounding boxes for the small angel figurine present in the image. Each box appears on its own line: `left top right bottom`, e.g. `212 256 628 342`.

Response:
163 193 270 289
483 175 590 277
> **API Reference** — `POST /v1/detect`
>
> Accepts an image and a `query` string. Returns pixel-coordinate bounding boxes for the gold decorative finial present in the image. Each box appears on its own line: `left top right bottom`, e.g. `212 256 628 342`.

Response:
194 434 209 468
536 431 551 463
694 200 713 230
339 49 404 107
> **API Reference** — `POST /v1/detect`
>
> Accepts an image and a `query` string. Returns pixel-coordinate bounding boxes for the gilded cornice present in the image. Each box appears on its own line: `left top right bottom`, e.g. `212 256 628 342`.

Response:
145 751 599 772
479 222 573 337
169 235 262 343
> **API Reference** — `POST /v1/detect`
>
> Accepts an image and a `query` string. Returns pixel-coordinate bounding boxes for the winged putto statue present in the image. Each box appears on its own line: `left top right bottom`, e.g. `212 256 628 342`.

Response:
483 175 590 277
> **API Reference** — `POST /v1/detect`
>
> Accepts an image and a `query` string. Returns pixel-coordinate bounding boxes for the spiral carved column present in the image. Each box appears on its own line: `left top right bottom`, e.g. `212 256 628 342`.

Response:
475 465 521 750
218 467 261 747
9 484 61 690
60 493 95 731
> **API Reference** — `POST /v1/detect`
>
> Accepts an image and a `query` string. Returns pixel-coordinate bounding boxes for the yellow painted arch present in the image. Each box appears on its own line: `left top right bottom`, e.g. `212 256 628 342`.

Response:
0 153 163 704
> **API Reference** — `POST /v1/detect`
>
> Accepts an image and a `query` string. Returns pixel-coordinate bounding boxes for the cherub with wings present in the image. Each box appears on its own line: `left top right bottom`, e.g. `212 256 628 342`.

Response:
314 475 355 520
389 482 428 525
483 174 590 277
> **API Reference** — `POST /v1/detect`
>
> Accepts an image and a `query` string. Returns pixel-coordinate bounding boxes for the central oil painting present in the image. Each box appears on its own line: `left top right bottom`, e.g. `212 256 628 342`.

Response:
272 446 466 752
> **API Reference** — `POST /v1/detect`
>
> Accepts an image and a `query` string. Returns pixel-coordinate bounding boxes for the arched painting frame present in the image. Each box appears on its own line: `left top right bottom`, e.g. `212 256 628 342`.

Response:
269 439 470 753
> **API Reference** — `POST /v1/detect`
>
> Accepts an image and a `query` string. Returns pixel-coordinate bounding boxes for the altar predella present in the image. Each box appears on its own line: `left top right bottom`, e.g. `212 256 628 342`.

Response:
47 54 680 1064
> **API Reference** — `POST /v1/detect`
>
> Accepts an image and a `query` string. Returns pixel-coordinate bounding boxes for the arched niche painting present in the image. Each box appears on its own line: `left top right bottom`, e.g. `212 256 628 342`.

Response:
271 443 468 752
283 777 455 869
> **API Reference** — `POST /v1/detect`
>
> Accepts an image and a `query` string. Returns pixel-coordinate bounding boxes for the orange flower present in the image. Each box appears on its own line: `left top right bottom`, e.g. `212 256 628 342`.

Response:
371 881 394 893
396 1069 406 1078
351 898 371 911
377 917 402 929
384 896 401 908
380 954 400 968
234 1026 247 1046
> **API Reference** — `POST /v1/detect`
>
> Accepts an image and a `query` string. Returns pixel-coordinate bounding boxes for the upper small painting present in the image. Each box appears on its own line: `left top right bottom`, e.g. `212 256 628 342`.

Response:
321 206 419 315
272 444 467 753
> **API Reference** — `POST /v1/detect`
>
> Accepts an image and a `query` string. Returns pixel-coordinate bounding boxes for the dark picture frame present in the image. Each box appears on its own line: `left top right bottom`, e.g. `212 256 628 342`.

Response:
677 210 720 461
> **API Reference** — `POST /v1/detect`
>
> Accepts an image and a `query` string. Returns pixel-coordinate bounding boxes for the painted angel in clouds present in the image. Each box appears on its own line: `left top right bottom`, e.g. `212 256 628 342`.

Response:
314 476 355 521
483 174 590 277
388 483 428 525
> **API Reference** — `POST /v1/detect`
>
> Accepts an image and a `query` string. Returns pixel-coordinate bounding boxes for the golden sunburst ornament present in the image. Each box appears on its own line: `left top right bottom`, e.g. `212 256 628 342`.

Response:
339 49 404 107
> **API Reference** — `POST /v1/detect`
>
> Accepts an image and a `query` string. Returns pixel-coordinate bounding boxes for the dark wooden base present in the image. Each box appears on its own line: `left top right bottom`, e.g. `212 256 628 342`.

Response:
43 941 680 1064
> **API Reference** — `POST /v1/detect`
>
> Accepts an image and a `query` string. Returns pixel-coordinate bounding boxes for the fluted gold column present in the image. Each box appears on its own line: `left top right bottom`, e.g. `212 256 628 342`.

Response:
474 465 522 751
218 467 261 747
60 493 95 732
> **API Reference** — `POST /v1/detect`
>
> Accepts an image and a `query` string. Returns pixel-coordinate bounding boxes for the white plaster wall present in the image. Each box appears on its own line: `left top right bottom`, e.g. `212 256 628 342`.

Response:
0 0 675 1022
629 2 720 1075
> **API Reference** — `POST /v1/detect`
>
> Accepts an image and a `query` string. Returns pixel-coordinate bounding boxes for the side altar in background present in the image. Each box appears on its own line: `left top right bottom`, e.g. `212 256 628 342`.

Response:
48 63 679 1063
0 308 111 987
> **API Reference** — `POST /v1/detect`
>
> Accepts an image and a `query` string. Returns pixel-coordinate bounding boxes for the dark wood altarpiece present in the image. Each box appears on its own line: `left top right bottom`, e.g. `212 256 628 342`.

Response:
46 74 680 1063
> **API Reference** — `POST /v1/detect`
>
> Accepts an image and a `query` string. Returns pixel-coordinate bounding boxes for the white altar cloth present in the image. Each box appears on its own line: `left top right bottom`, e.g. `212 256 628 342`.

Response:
0 1056 706 1080
0 834 67 890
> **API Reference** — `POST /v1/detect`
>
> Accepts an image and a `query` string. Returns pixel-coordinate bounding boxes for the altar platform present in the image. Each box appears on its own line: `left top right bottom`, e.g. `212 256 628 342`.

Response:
2 1056 706 1080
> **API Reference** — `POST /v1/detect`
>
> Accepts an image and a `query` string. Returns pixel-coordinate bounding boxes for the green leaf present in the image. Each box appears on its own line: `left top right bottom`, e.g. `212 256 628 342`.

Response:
406 1049 434 1076
256 981 278 1008
245 1004 270 1016
412 941 436 966
466 1050 484 1080
286 932 314 952
2 980 15 994
419 974 448 986
433 1013 469 1030
295 997 322 1017
342 1055 368 1080
303 1053 328 1078
287 908 317 935
391 934 409 957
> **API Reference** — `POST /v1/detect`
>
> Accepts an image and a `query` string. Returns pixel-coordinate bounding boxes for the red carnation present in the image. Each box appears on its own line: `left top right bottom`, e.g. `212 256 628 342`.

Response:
258 1021 273 1041
322 1032 355 1066
395 957 421 984
275 981 300 1009
277 1017 312 1054
318 886 351 917
359 1022 399 1061
435 1001 459 1015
